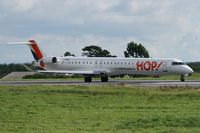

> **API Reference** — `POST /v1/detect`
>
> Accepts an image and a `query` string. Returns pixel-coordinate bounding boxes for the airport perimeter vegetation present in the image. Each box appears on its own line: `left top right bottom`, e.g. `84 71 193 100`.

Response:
1 85 200 132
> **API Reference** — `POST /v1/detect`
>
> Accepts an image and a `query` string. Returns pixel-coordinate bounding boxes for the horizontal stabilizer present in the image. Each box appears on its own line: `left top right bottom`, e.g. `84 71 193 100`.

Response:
8 42 30 45
8 40 45 69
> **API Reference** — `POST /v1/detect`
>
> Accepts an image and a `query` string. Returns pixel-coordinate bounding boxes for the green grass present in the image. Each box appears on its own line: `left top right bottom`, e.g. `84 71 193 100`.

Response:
1 85 200 132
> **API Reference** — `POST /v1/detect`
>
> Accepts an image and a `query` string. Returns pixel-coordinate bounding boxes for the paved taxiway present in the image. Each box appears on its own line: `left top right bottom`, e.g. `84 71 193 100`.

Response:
0 80 200 87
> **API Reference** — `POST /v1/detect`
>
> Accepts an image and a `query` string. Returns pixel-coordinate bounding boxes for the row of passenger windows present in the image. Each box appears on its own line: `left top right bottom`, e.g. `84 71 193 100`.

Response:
63 61 134 65
62 61 186 66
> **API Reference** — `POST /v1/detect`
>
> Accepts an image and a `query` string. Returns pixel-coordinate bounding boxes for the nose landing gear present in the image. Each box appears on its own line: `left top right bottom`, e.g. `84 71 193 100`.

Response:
180 75 185 82
180 73 193 82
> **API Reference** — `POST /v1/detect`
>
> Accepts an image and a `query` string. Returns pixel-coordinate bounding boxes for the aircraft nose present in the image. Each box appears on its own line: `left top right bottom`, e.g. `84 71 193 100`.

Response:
186 65 194 74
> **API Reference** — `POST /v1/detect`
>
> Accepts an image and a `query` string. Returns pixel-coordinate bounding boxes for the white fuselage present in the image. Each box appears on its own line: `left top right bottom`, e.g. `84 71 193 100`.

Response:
43 57 193 76
10 40 194 82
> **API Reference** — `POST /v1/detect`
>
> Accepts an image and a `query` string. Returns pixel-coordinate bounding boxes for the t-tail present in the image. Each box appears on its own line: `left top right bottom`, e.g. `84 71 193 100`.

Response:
8 40 45 70
28 40 43 62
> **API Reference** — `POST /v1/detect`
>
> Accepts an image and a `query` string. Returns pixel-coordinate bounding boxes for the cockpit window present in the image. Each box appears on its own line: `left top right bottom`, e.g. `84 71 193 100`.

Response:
172 62 185 65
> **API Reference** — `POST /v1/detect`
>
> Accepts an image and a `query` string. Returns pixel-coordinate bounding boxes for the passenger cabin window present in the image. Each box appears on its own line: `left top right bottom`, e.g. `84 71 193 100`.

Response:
172 62 185 65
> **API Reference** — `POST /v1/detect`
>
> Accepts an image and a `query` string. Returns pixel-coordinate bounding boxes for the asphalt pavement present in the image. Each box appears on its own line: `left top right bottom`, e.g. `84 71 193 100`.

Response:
0 80 200 87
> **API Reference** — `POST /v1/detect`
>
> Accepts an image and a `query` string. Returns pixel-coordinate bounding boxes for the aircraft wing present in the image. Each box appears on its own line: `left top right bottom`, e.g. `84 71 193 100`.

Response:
37 70 109 75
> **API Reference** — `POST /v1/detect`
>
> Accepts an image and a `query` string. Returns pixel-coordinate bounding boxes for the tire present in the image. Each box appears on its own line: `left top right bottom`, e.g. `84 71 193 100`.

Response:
84 76 92 82
101 76 108 82
180 76 185 82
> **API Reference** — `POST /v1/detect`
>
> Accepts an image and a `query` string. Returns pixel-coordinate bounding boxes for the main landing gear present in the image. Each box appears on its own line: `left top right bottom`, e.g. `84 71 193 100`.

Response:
84 76 92 82
101 76 108 82
84 76 109 82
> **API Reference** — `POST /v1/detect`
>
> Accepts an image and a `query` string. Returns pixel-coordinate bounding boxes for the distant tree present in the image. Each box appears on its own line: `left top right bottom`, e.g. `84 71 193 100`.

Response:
124 41 150 58
124 51 129 58
64 51 75 57
82 45 117 57
187 62 200 72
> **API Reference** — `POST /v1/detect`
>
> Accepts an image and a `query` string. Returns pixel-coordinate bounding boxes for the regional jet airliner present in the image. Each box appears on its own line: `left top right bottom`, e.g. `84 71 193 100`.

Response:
10 40 193 82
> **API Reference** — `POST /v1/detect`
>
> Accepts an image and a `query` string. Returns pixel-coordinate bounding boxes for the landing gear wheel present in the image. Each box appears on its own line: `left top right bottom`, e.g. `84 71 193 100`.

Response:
84 76 92 82
101 76 108 82
180 75 185 82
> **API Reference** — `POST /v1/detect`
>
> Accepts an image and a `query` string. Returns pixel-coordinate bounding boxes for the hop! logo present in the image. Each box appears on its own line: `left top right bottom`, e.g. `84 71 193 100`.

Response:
136 61 163 71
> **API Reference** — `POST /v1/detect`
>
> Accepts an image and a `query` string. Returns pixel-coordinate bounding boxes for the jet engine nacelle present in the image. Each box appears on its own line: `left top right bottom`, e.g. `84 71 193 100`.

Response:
52 57 57 64
44 57 59 64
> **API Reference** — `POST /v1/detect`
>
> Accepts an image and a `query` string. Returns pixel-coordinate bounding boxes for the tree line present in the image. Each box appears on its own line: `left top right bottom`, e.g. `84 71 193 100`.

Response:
0 64 33 78
64 41 150 58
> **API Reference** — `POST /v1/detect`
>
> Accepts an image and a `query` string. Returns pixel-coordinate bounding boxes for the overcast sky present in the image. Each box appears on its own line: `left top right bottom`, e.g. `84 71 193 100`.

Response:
0 0 200 63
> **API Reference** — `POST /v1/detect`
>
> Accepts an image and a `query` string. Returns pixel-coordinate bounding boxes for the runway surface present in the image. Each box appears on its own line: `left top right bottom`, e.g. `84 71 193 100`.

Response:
1 80 200 87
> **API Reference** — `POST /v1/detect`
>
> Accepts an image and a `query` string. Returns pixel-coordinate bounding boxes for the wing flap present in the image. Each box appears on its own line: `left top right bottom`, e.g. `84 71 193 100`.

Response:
38 70 110 75
38 70 94 75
